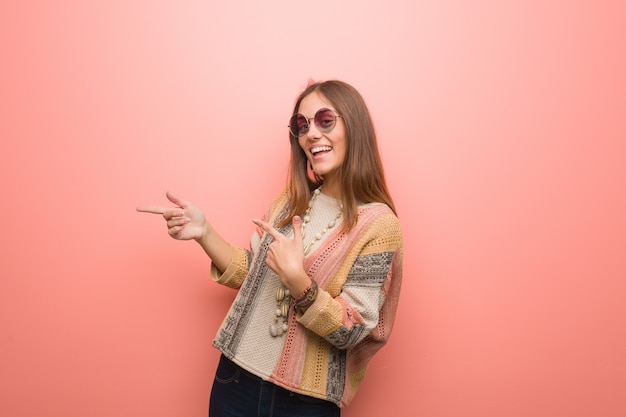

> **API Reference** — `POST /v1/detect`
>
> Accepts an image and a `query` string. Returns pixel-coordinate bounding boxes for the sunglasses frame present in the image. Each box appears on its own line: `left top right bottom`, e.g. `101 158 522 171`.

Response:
288 108 342 138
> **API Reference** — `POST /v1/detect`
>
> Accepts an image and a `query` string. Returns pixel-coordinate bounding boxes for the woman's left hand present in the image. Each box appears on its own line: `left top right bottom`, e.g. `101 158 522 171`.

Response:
252 216 310 292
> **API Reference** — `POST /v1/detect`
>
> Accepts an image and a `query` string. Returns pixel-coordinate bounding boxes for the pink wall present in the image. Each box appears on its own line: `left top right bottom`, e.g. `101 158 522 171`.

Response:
1 1 625 416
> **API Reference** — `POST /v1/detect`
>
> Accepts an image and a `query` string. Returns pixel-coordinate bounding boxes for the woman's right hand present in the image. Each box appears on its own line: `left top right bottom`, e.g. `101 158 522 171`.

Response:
136 192 208 241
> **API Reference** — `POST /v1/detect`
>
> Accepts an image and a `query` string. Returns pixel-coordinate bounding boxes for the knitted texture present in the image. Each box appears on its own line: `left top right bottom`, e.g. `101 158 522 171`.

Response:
211 190 403 408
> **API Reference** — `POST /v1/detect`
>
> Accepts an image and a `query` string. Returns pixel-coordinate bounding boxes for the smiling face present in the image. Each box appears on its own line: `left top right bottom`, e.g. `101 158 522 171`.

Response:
297 91 347 197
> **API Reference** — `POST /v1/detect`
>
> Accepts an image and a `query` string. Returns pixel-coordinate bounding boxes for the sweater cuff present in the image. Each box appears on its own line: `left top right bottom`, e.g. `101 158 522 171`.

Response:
210 245 249 289
297 290 343 337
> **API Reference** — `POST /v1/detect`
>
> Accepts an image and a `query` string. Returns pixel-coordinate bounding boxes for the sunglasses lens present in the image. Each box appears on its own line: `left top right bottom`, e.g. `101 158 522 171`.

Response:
290 114 308 137
314 109 337 132
289 109 338 137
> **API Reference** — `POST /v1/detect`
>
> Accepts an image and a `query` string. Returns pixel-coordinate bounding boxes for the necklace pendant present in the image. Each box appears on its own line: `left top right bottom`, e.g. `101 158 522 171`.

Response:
270 186 342 337
271 286 291 337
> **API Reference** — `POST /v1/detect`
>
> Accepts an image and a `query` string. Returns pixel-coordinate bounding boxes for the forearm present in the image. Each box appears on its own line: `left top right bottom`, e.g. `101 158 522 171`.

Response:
195 225 232 273
298 249 402 348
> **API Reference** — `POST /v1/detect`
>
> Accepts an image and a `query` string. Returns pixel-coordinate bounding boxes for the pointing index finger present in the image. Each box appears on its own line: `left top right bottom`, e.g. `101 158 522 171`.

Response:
136 205 168 215
252 218 281 240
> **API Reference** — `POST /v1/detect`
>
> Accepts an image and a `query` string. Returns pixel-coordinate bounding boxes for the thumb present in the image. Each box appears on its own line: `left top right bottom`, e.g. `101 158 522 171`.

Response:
292 216 303 243
165 191 189 208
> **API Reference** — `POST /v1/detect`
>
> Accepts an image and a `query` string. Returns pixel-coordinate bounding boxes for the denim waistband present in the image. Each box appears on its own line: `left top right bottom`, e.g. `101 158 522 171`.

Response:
220 354 264 382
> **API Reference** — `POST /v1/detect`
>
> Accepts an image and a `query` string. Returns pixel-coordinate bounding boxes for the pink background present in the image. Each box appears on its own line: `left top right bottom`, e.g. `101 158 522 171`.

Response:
1 1 625 416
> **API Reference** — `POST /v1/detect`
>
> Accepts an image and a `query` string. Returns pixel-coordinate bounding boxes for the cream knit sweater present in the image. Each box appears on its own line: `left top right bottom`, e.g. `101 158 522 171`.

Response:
211 190 403 408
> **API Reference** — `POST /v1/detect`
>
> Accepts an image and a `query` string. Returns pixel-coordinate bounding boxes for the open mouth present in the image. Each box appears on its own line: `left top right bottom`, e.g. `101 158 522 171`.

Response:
311 146 332 156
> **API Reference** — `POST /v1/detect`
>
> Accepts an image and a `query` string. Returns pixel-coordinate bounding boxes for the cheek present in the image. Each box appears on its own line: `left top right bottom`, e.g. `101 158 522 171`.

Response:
297 139 308 154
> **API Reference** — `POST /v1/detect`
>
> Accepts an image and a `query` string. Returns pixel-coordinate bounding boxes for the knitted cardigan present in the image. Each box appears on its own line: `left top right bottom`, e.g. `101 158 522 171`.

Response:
211 190 403 408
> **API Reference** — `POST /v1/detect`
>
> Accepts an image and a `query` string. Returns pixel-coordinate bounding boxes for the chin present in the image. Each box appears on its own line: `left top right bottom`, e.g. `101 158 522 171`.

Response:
311 163 332 176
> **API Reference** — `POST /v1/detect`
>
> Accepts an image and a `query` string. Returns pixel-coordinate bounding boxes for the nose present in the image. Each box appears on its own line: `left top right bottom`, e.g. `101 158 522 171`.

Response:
305 120 322 140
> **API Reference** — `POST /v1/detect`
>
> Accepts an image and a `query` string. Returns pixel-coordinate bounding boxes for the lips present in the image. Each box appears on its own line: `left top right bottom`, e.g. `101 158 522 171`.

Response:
311 146 332 156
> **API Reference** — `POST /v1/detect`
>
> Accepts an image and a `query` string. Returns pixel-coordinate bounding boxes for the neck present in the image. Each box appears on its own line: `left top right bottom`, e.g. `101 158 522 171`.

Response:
320 179 341 200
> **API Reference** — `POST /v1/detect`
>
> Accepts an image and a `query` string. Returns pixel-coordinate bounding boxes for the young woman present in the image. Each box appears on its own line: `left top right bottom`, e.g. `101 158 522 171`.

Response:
137 80 403 417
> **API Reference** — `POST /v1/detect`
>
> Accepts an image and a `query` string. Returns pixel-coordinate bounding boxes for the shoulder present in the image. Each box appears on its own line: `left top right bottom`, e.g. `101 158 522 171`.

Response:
270 189 290 209
356 203 403 249
266 189 291 222
358 202 401 229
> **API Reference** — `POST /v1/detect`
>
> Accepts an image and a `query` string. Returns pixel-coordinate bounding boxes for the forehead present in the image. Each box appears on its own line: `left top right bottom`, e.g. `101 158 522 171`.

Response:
298 91 336 116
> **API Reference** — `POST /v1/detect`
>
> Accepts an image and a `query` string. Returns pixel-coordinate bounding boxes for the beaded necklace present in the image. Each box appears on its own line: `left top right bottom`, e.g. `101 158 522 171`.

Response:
270 187 343 337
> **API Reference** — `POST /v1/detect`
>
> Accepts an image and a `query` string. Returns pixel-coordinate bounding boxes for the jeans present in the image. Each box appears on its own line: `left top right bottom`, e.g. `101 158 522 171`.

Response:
209 355 341 417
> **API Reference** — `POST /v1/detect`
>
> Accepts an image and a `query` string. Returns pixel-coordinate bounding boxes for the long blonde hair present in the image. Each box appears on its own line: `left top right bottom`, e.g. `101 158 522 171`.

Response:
279 80 397 231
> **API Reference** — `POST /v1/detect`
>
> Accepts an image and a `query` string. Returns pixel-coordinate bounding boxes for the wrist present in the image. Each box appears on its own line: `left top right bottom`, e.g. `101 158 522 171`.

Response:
293 279 318 311
284 272 310 297
194 223 212 244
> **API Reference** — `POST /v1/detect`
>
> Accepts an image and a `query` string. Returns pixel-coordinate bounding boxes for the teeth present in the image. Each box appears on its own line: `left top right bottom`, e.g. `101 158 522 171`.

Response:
311 146 332 155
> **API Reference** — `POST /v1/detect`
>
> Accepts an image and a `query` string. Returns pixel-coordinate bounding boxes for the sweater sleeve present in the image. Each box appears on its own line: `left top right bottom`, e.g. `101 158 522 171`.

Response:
297 211 403 349
210 245 253 289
